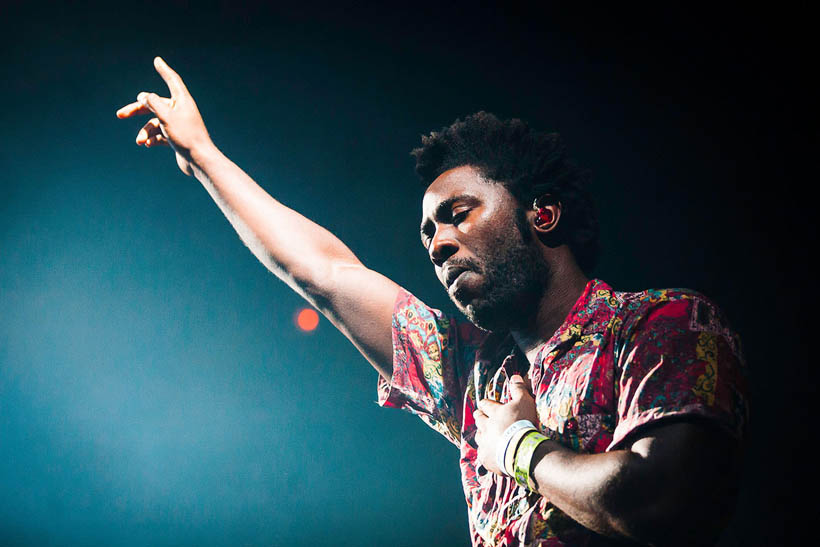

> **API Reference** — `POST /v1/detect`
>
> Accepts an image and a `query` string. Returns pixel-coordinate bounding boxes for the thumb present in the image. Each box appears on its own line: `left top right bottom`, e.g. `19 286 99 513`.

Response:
138 92 170 121
508 374 529 399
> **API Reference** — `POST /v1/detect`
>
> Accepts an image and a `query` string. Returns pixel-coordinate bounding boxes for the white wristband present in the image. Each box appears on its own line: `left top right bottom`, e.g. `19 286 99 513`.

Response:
496 420 536 476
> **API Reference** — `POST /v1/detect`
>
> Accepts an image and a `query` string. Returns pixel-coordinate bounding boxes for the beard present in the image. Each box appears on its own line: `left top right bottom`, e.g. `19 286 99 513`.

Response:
450 213 552 332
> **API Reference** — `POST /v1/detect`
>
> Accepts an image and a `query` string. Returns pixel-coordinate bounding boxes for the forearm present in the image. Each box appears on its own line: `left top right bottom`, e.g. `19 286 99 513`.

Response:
186 143 399 379
188 142 362 302
530 441 648 540
528 426 736 546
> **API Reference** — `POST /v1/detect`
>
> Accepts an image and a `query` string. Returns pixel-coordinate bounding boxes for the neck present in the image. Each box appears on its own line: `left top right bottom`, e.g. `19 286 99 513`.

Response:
510 254 590 365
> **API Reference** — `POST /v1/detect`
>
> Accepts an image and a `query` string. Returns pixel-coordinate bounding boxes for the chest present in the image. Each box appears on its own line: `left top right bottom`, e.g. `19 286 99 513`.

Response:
532 333 618 452
457 335 619 543
467 331 619 459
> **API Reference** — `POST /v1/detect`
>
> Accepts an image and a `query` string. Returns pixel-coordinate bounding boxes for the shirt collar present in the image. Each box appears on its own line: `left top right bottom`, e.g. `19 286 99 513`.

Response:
532 278 618 364
476 278 617 374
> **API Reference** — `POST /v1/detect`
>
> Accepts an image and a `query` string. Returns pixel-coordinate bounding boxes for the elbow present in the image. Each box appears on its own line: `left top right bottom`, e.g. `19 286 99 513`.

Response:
601 471 737 546
270 258 335 311
621 502 732 547
291 259 364 309
599 424 742 546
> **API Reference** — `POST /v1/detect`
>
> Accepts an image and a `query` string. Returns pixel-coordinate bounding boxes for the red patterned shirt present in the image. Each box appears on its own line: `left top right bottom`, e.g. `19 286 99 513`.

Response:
377 279 748 546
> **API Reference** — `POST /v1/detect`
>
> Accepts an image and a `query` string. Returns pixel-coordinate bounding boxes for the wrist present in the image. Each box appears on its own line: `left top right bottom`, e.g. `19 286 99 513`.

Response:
512 430 549 490
496 420 537 476
527 440 566 492
188 138 221 168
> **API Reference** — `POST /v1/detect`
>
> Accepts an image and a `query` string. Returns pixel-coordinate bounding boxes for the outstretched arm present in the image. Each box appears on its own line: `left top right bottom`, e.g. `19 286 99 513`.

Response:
117 57 399 380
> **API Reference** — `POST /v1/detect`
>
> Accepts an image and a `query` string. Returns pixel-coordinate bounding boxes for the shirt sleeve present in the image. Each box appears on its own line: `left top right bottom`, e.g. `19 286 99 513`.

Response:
609 293 749 450
377 288 487 446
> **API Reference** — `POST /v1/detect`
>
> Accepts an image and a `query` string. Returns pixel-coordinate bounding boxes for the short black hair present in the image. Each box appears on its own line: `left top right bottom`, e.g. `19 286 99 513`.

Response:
411 112 599 275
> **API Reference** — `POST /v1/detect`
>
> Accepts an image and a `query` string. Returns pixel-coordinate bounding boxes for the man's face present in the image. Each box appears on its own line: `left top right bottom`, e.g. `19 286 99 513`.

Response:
420 165 550 331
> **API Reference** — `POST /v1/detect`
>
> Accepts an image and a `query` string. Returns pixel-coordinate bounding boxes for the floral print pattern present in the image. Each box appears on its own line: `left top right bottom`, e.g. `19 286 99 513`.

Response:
377 279 748 546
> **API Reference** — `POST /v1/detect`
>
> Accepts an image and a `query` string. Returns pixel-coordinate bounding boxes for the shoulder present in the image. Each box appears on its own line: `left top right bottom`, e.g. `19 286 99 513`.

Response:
393 287 447 329
613 286 743 362
617 286 708 311
392 287 488 348
615 286 728 329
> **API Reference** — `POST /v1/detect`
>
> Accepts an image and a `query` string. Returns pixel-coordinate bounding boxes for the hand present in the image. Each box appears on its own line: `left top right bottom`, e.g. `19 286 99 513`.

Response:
474 374 539 475
116 57 213 176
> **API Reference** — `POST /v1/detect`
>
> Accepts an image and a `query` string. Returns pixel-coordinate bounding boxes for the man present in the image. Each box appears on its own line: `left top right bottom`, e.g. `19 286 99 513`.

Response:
118 58 748 546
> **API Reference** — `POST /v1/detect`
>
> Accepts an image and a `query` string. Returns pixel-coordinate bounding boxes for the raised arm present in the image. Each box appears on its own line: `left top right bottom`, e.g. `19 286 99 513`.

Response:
117 57 399 380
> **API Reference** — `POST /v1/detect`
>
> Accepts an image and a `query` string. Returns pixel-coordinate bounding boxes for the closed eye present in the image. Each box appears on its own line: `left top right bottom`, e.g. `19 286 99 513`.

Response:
452 209 469 225
420 224 434 248
420 194 479 248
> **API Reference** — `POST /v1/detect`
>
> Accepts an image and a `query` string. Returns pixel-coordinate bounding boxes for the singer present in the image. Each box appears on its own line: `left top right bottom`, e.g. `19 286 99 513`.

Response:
117 58 748 546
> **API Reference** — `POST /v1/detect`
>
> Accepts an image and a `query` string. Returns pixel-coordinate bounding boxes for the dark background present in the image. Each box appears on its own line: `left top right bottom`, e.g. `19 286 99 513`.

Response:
1 2 813 545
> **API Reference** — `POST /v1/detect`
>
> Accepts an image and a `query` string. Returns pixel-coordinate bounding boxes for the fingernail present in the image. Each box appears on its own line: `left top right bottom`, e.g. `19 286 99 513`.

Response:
137 92 147 104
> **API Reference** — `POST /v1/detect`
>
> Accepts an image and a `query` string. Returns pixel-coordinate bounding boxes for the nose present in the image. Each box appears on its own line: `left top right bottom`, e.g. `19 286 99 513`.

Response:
429 226 459 267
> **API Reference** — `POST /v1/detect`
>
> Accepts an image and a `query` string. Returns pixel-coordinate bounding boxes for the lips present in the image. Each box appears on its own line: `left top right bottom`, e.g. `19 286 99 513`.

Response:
444 266 469 289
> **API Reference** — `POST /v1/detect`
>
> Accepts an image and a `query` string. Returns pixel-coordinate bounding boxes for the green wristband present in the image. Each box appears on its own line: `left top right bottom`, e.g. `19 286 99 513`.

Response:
504 426 536 477
513 430 548 491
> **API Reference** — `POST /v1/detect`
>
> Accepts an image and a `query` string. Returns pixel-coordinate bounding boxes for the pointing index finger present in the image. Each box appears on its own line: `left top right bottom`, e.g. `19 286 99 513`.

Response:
117 101 150 118
153 56 187 99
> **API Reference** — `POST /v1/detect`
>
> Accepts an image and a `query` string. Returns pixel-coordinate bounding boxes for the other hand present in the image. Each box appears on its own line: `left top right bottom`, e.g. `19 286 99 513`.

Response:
116 57 213 176
474 374 539 475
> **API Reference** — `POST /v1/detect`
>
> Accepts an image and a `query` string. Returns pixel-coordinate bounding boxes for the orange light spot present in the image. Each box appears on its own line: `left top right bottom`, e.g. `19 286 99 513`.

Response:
296 308 320 331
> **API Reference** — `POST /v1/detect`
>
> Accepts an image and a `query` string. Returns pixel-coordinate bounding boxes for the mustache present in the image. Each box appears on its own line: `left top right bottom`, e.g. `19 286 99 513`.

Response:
446 257 482 273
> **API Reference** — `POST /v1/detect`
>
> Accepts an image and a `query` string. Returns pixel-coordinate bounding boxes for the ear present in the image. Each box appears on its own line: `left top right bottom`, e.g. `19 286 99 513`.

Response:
530 194 562 236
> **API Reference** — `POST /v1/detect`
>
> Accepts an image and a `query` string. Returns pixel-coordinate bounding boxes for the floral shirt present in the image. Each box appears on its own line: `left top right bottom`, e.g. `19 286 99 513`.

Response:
377 279 748 546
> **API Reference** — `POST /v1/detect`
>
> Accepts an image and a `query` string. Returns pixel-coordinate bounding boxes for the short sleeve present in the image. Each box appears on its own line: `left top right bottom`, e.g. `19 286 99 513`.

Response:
377 288 487 446
609 294 749 450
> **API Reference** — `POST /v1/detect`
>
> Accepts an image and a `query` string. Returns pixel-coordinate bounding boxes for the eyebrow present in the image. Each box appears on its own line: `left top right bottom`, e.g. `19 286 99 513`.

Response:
419 194 478 240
